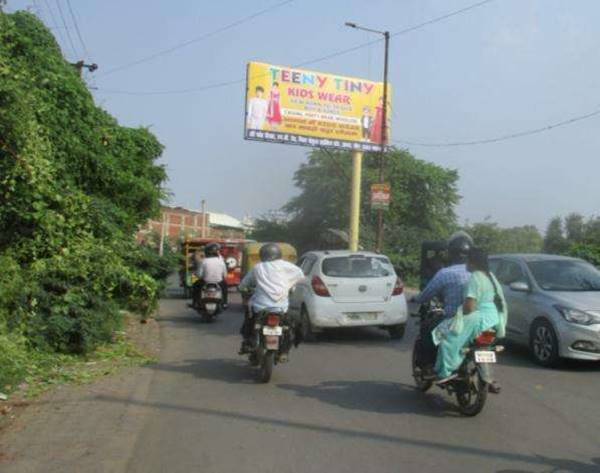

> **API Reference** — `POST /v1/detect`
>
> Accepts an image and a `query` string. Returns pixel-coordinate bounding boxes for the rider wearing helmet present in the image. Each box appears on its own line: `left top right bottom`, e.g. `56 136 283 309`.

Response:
413 231 473 319
194 242 229 308
238 243 305 354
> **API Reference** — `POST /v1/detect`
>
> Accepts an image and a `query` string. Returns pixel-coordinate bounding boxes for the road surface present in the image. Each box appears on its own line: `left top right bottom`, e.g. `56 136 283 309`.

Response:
2 293 599 472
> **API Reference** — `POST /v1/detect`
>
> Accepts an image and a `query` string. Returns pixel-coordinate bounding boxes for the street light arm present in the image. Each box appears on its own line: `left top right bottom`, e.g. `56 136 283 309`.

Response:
344 21 388 36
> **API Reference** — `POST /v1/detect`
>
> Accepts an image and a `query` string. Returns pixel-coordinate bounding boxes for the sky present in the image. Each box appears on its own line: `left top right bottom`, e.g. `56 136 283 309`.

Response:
7 0 600 229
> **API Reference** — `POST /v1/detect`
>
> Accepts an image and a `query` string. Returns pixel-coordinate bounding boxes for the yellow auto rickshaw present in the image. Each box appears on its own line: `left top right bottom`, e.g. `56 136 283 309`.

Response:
240 242 298 280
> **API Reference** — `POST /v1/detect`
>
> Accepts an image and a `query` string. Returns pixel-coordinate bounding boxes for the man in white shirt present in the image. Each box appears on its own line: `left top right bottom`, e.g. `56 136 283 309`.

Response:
195 243 229 308
238 243 304 354
246 86 268 130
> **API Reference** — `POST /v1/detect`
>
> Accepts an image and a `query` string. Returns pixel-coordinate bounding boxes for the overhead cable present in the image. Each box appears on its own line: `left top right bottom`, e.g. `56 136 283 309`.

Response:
95 0 495 95
98 0 294 77
394 107 600 148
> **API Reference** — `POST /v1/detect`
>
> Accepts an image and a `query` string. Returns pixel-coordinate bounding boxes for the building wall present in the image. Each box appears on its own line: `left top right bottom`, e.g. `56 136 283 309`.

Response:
137 206 245 245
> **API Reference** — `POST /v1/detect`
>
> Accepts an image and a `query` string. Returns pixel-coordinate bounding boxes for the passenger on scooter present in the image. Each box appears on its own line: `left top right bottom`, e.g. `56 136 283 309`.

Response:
432 248 507 385
194 242 229 309
238 243 304 354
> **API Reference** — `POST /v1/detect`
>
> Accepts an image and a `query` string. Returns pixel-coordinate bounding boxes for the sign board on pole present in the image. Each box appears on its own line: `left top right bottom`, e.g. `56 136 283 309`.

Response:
371 183 391 210
244 62 391 152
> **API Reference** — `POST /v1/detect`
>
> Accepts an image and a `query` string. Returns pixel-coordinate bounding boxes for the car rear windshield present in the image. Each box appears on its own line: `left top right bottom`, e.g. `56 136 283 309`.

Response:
527 260 600 291
322 256 393 278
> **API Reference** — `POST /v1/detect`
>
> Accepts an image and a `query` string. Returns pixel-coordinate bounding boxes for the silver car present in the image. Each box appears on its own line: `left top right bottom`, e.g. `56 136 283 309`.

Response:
489 254 600 366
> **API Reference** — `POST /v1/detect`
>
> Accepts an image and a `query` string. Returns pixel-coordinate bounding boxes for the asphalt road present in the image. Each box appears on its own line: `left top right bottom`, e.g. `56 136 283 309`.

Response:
120 294 600 473
3 293 599 473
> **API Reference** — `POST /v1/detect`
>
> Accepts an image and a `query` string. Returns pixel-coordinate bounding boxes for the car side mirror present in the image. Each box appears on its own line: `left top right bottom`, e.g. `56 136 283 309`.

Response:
509 281 530 292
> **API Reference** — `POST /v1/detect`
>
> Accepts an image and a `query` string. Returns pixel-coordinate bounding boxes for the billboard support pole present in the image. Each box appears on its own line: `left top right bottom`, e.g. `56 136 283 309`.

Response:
376 30 390 253
349 150 363 251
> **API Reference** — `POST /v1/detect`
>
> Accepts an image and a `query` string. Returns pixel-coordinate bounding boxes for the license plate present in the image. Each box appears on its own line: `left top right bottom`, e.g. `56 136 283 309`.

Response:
475 351 497 363
347 312 379 321
205 303 216 311
263 326 282 336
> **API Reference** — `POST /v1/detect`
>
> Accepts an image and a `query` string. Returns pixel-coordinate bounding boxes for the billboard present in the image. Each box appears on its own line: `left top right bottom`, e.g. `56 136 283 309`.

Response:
244 62 391 152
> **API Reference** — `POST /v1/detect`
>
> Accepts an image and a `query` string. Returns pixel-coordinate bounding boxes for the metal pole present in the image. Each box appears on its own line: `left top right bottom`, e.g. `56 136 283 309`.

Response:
201 199 207 238
159 212 167 257
349 151 363 251
376 31 390 253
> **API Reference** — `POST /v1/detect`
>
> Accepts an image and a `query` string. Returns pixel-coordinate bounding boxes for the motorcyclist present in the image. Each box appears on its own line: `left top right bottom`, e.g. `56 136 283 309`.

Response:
412 231 501 393
194 242 229 309
238 243 304 355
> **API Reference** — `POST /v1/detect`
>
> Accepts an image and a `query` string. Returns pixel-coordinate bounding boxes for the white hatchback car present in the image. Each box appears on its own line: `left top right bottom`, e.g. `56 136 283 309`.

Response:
288 251 408 340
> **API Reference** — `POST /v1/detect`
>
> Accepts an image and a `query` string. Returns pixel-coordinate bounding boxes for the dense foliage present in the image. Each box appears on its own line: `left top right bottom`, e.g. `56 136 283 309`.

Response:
464 220 543 255
0 12 170 389
544 214 600 266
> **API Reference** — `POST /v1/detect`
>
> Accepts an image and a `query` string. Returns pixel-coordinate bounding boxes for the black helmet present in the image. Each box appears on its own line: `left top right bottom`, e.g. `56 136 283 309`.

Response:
447 231 473 264
259 243 282 262
204 242 221 257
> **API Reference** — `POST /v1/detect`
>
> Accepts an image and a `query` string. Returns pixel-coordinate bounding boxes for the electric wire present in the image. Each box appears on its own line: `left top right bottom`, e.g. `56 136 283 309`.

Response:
54 0 78 59
95 0 495 95
394 106 600 148
43 0 69 50
66 0 90 59
98 0 294 78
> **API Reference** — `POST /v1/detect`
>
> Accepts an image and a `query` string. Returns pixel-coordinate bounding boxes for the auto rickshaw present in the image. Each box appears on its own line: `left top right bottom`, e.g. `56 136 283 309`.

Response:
419 240 448 289
240 242 298 279
180 238 250 298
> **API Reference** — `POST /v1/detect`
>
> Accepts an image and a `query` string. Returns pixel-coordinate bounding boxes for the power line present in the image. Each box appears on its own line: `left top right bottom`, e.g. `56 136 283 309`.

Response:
54 0 78 59
394 106 600 148
95 0 495 96
43 0 68 49
98 0 294 78
65 0 90 59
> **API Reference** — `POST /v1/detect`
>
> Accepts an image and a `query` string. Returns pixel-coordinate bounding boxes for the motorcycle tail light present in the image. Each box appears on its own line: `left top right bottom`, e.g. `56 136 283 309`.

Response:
392 278 404 296
267 314 280 327
311 276 330 297
475 331 496 346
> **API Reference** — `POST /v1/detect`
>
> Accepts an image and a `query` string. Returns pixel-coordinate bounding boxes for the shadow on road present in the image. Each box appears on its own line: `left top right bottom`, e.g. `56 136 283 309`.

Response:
495 455 600 473
95 393 595 471
277 380 459 417
150 358 256 384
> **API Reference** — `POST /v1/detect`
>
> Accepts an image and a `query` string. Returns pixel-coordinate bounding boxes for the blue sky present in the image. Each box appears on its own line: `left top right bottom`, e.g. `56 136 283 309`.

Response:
8 0 600 229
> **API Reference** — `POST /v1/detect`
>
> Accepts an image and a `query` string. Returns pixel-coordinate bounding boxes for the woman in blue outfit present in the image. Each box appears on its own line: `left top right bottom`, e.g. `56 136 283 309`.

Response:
432 248 508 383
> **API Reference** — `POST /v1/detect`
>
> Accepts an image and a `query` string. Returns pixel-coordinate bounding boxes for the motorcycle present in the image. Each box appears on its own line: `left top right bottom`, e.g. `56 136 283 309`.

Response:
411 301 503 416
247 310 295 383
197 283 223 323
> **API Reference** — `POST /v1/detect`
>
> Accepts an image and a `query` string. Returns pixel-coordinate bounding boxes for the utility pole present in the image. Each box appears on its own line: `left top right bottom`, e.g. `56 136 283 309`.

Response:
346 22 390 253
71 60 98 77
349 151 363 252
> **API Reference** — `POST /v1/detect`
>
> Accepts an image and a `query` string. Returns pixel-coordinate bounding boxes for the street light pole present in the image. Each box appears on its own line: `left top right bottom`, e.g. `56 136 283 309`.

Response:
377 30 390 253
345 22 390 253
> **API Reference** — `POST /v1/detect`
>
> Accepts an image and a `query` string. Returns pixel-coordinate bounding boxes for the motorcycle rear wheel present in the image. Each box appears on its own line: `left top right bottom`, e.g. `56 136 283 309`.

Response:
258 351 274 383
455 368 487 416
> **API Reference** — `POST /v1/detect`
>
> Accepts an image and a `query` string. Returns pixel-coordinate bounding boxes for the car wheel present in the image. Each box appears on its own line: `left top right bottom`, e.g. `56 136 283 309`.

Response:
388 324 405 340
530 319 560 367
301 307 317 343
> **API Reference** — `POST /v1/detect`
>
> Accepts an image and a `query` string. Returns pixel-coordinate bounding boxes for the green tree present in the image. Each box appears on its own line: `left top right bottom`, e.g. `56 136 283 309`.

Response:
564 213 585 244
544 217 568 254
281 148 460 276
465 221 543 254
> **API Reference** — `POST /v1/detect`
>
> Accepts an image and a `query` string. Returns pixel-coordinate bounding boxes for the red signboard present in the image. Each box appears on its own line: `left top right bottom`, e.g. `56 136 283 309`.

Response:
371 183 391 210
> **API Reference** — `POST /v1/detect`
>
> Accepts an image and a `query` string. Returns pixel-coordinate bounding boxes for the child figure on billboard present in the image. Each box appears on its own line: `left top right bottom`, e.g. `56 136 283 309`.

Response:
246 86 269 130
266 82 282 129
370 97 385 144
361 106 373 141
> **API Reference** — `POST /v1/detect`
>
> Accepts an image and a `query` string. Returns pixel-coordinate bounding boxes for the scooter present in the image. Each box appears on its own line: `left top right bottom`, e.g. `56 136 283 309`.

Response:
197 283 223 323
247 310 295 383
411 302 503 416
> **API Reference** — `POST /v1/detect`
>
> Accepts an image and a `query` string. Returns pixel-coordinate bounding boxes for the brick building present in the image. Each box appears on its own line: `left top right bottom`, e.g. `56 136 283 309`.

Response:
137 206 246 245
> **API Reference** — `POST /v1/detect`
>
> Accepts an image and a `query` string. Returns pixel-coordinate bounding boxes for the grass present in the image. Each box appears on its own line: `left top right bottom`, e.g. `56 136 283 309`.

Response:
1 316 156 400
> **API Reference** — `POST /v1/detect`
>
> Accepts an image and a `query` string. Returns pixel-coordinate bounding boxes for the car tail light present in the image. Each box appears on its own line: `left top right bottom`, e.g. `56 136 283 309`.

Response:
475 331 496 346
311 276 330 297
266 314 280 327
392 278 404 296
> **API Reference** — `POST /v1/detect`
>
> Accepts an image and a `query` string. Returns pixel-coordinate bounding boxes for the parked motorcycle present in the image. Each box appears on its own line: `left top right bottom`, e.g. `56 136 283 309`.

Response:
411 302 503 416
247 310 295 383
197 283 223 323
